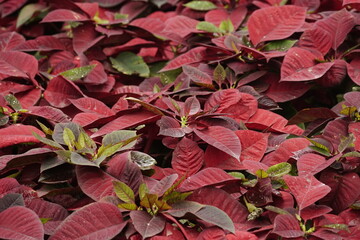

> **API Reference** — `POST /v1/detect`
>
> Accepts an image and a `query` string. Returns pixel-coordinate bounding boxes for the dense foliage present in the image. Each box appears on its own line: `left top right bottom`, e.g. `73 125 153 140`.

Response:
1 0 360 239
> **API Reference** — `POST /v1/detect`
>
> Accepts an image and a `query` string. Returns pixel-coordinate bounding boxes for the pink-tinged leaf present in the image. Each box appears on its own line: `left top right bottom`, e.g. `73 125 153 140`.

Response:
83 60 108 85
160 47 207 72
92 110 159 137
280 47 333 81
205 6 247 29
272 214 303 238
197 227 225 240
0 206 44 240
316 59 347 87
0 0 26 17
298 27 332 55
172 137 204 176
72 22 104 56
27 198 68 235
236 130 269 162
130 211 166 239
347 58 360 85
262 138 310 166
247 5 306 46
27 106 70 123
246 109 304 135
0 32 25 51
293 0 320 12
70 97 114 116
182 97 201 117
344 91 360 109
320 170 360 213
183 65 213 87
120 1 147 21
265 77 310 102
13 36 66 51
41 9 88 23
204 146 244 170
315 8 355 50
300 204 332 221
178 168 236 192
163 15 199 38
297 153 339 177
205 89 258 122
322 118 348 151
288 107 338 125
16 88 41 109
242 160 269 174
0 178 37 202
0 124 45 149
131 18 165 37
76 166 116 201
349 122 360 151
194 126 241 160
50 202 125 240
0 51 38 80
157 116 185 138
43 76 84 108
226 231 258 240
283 175 331 210
188 187 248 224
149 174 178 196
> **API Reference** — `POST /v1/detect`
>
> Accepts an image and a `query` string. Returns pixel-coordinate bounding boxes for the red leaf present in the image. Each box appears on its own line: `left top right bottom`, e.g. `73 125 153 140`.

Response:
43 76 84 108
262 138 310 166
300 204 332 221
160 47 207 72
205 6 247 29
204 146 244 170
163 15 199 38
27 198 68 235
298 27 332 55
246 109 304 135
0 0 27 17
27 106 70 123
297 153 338 177
157 116 185 138
280 47 333 82
322 118 348 151
0 32 25 51
13 36 65 51
320 170 360 213
0 206 44 240
70 97 114 116
283 175 331 210
72 22 104 56
272 214 303 238
16 88 41 109
76 166 116 201
172 137 204 176
92 110 159 137
41 9 89 22
130 211 166 239
50 202 125 240
197 227 225 240
83 60 108 85
0 124 45 149
293 0 320 12
178 168 236 192
347 57 360 85
188 187 248 224
182 65 213 87
194 126 241 160
247 5 306 46
236 130 269 162
316 59 347 87
0 51 38 80
288 107 338 125
315 8 355 50
349 122 360 151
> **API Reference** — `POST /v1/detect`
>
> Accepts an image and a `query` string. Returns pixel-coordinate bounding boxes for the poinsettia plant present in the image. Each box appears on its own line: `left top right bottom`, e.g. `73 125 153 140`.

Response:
1 0 360 239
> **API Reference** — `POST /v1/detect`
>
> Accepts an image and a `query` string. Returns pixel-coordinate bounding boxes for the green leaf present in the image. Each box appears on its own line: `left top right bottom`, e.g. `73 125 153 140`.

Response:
262 39 297 52
219 19 234 33
102 130 137 148
63 127 76 150
130 151 157 170
17 3 46 28
118 202 138 210
213 63 226 85
265 205 290 215
196 21 221 33
307 138 331 154
36 121 53 135
5 94 22 111
183 1 217 11
343 151 360 158
322 224 349 232
113 181 135 204
255 169 268 178
69 152 98 166
40 218 52 224
33 132 64 150
338 134 355 153
162 191 192 204
266 162 292 178
139 183 149 201
60 65 95 81
228 172 246 180
110 52 150 77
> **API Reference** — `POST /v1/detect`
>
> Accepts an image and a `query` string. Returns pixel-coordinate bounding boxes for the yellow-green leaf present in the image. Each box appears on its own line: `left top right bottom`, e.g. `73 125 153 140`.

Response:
266 162 292 178
113 181 135 204
60 65 95 81
183 1 217 11
110 52 150 77
63 127 76 149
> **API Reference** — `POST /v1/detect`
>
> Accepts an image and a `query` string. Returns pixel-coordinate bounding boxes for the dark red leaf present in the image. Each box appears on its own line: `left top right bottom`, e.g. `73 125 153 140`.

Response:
293 0 320 12
89 0 125 8
163 15 199 38
70 97 114 116
157 116 185 138
280 47 333 82
347 57 360 85
320 170 360 213
183 65 213 87
0 32 25 51
178 168 236 192
288 107 338 125
130 211 166 239
297 153 339 177
349 122 360 151
13 36 66 51
283 175 331 210
149 174 178 196
43 76 84 108
0 206 44 240
72 22 104 56
247 5 306 46
194 126 241 160
300 204 332 221
83 60 108 85
298 27 332 55
172 137 204 176
204 146 244 170
0 124 45 149
50 202 125 240
236 130 269 162
0 0 26 17
196 227 225 240
205 6 247 29
0 51 38 80
160 47 207 72
316 59 347 87
27 106 71 123
322 118 348 151
272 214 303 238
41 9 89 23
